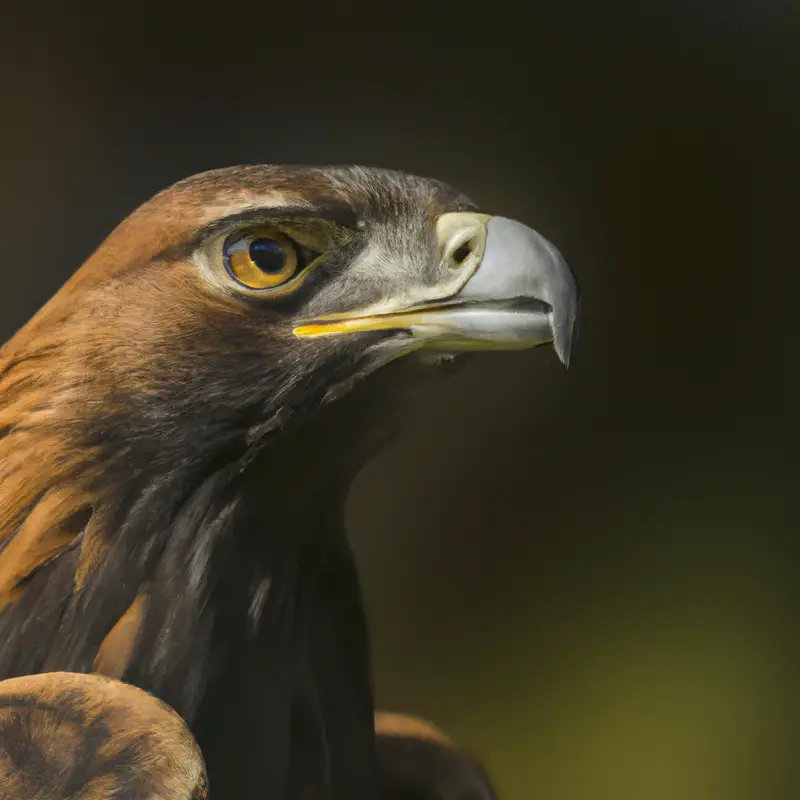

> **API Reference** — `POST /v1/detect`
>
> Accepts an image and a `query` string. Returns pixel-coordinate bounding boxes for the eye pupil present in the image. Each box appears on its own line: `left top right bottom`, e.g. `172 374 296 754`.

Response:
249 238 287 274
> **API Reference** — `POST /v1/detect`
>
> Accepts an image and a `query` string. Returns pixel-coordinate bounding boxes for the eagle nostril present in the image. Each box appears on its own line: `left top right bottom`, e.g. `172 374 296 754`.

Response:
448 235 481 269
452 244 472 265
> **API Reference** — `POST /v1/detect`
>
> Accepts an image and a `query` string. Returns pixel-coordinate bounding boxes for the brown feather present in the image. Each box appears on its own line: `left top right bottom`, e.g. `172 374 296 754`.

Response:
375 711 455 747
0 671 207 799
92 588 149 679
375 712 498 800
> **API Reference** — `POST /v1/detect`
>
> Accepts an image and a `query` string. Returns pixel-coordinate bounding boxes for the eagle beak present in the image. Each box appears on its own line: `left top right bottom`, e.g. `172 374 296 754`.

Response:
419 213 579 366
293 213 579 367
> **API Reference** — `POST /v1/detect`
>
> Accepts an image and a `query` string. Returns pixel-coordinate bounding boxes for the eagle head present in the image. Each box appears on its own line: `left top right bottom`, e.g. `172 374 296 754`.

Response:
0 165 578 800
4 165 577 467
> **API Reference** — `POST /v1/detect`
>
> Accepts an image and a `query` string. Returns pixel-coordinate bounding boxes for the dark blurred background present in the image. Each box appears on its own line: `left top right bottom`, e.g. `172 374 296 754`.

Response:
0 3 796 798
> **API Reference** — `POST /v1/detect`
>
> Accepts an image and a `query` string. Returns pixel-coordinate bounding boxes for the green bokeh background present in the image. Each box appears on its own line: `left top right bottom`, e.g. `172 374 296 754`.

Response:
0 4 795 798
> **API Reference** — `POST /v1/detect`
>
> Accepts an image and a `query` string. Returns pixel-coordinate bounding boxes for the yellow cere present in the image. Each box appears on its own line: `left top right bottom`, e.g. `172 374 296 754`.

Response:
293 312 432 338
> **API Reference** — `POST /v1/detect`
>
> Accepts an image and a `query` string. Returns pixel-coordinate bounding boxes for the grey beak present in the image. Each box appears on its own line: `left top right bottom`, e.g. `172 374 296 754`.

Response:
452 216 579 366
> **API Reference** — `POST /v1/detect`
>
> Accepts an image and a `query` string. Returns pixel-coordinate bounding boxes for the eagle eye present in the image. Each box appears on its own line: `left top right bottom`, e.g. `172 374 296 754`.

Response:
223 228 301 290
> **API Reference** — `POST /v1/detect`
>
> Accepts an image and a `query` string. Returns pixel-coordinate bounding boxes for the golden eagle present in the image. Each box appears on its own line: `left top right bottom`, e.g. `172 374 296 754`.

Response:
0 166 578 798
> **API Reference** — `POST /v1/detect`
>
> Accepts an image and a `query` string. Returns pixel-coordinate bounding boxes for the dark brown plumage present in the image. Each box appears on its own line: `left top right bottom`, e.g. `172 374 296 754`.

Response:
0 165 577 798
375 713 498 800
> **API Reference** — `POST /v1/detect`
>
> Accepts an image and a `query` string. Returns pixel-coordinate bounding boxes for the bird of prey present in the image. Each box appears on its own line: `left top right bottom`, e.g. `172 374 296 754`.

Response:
0 165 578 799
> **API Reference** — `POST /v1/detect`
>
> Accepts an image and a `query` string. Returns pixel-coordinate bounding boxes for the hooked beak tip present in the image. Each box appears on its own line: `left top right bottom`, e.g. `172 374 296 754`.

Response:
552 303 579 368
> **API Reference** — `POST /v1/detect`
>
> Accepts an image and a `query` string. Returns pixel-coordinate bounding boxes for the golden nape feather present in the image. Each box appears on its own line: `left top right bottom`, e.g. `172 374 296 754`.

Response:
0 165 577 799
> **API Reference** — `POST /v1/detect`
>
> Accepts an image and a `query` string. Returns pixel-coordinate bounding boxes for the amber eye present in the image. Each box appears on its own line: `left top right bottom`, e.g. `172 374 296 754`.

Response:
223 228 299 290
